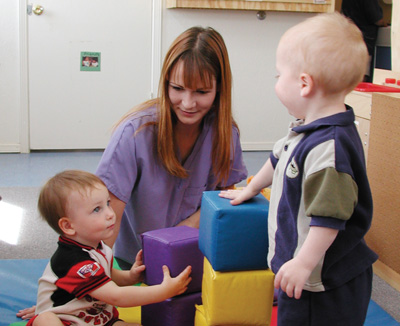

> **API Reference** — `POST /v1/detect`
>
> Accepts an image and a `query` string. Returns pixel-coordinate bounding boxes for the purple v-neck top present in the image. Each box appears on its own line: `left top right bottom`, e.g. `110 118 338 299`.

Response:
96 106 247 263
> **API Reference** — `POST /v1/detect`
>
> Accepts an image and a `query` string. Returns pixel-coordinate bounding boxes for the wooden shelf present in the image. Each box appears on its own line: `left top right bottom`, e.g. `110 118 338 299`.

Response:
166 0 334 13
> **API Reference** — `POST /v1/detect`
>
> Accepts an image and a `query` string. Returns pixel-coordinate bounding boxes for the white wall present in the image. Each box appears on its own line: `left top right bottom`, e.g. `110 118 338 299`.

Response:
162 7 315 150
0 0 20 152
1 1 314 152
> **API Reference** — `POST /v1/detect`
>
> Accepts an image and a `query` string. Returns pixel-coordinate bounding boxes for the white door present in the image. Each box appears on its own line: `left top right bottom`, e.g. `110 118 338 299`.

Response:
28 0 153 149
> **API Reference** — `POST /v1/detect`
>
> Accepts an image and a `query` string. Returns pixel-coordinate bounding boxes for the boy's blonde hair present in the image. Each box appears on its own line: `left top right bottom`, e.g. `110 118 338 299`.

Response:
280 12 368 95
38 170 106 234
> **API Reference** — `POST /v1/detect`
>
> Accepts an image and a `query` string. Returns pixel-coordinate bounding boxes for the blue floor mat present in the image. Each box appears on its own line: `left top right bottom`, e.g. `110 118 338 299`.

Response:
1 259 398 326
0 259 48 326
365 300 399 326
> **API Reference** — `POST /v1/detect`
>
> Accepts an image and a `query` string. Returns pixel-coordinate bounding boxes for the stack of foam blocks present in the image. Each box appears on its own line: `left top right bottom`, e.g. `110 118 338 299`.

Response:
140 190 274 326
196 191 275 326
141 226 205 325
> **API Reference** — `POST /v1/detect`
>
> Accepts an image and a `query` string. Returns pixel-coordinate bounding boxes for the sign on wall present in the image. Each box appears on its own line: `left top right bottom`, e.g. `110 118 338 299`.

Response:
80 51 101 72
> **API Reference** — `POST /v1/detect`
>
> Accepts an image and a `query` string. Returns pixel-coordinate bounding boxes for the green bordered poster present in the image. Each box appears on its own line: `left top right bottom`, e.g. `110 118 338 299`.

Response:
80 51 101 71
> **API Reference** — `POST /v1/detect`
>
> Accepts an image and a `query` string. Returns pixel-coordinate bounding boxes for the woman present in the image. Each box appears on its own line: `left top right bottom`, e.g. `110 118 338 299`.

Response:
17 26 247 319
96 26 247 269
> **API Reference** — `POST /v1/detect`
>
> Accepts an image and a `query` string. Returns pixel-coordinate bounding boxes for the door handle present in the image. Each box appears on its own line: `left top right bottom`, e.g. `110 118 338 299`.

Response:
28 4 44 16
33 5 44 15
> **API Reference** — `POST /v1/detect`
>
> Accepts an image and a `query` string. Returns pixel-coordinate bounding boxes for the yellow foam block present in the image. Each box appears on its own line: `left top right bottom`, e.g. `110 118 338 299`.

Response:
195 305 208 326
195 305 242 326
117 306 141 324
202 258 275 325
260 187 271 201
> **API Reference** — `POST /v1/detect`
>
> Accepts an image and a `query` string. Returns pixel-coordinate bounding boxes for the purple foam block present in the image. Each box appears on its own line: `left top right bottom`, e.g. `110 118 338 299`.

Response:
141 226 204 294
141 292 202 326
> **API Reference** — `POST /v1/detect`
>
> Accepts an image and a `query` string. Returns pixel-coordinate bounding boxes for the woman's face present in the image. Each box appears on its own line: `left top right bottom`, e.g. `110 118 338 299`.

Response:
168 60 217 130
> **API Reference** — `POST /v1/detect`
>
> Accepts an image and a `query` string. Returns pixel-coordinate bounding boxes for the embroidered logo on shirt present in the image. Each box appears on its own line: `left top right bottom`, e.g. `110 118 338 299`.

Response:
77 262 101 279
286 157 299 178
86 302 108 315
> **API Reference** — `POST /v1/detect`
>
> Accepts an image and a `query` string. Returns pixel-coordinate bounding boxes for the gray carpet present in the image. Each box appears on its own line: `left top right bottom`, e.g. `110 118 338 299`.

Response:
0 187 58 259
1 185 399 322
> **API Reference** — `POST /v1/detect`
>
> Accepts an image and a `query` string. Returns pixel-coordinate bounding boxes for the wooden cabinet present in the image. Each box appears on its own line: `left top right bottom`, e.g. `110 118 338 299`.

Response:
345 90 400 292
348 69 400 163
366 92 400 291
166 0 334 13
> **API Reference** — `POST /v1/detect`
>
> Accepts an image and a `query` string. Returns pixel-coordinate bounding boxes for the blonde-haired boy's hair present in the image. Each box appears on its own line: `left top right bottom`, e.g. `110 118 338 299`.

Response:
281 12 368 94
38 170 106 235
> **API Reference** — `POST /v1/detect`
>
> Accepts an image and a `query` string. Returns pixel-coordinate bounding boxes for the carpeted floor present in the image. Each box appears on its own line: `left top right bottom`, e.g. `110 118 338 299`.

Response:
0 187 57 260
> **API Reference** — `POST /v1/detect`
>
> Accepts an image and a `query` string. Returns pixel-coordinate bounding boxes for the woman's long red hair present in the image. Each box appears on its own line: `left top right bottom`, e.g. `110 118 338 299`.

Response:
115 27 237 186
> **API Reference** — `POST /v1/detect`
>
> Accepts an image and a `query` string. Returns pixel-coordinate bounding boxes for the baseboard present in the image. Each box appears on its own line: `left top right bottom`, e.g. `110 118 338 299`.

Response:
373 260 400 292
0 144 20 153
241 142 274 151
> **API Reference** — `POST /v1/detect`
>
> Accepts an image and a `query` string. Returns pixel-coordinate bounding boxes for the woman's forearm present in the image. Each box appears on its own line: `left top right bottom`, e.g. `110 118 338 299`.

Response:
176 209 201 228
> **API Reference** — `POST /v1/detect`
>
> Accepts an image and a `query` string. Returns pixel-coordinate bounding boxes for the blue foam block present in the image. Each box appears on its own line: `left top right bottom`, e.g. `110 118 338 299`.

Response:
199 191 269 271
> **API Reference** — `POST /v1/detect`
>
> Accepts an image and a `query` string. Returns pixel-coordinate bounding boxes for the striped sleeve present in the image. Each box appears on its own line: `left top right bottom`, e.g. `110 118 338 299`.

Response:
55 260 111 299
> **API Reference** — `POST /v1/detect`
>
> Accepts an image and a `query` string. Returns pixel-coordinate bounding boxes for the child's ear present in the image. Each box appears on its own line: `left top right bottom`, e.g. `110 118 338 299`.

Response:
300 73 313 97
58 217 76 236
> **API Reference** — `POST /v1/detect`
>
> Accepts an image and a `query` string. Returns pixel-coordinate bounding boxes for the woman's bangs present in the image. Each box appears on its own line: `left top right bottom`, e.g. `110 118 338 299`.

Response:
182 55 215 89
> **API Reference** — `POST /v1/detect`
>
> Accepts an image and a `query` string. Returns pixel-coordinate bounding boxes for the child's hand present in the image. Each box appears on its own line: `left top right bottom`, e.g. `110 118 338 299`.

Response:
274 257 312 300
16 306 36 319
129 250 146 284
161 265 192 298
219 188 257 205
